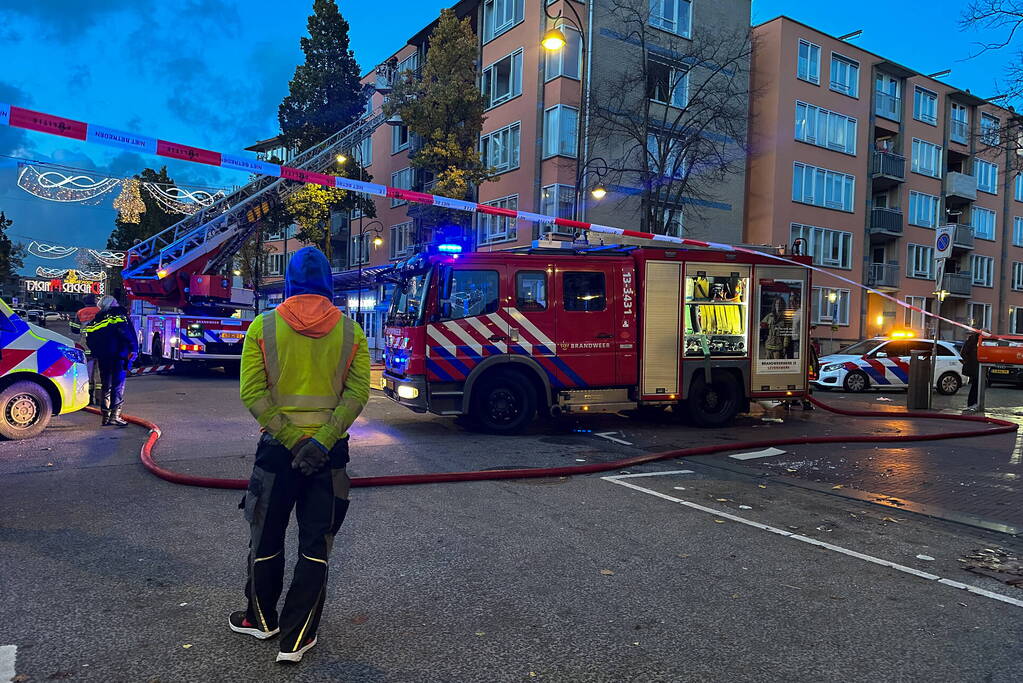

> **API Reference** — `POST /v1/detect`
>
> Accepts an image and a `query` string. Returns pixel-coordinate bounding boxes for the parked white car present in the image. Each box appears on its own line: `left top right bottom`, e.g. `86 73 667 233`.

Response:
814 336 966 395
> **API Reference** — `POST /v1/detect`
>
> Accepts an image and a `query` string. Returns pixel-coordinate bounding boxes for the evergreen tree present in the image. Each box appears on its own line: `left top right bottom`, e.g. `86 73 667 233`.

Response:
279 0 365 151
0 210 26 288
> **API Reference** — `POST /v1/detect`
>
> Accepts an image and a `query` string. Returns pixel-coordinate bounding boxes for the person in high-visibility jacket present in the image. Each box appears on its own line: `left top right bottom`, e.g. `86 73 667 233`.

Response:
231 246 370 665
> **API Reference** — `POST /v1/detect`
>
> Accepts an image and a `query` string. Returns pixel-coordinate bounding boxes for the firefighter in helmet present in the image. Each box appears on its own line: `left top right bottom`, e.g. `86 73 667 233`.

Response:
85 295 138 426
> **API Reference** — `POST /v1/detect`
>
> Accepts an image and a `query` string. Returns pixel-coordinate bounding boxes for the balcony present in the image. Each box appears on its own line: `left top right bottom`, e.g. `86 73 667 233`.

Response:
868 207 904 238
868 262 900 290
950 119 969 145
943 272 973 297
871 151 906 189
952 224 975 250
874 91 902 122
945 171 978 203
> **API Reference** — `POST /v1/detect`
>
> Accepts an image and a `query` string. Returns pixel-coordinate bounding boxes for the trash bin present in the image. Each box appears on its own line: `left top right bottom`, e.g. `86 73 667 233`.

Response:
907 350 932 410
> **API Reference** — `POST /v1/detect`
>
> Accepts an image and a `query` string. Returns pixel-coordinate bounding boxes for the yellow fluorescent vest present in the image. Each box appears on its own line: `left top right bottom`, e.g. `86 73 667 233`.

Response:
239 310 371 450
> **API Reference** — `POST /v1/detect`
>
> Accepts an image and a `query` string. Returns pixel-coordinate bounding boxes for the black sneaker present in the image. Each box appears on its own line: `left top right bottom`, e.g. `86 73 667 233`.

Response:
276 637 317 663
229 610 279 640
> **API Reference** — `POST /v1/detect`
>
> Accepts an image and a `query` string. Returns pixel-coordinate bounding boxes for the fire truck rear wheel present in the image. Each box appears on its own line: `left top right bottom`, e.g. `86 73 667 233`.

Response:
0 381 53 440
685 372 741 428
470 371 536 434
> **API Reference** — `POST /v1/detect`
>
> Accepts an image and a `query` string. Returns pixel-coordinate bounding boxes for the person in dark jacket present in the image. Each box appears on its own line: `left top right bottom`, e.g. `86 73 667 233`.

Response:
71 295 101 405
85 295 139 426
962 330 981 409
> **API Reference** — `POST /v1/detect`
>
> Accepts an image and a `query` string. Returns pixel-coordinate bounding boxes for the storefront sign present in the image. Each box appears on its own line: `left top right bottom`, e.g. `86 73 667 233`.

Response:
25 277 103 295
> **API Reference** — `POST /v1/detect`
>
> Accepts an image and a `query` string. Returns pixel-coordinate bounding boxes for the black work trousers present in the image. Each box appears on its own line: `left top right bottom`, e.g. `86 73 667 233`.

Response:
97 357 128 411
242 434 351 652
967 372 979 406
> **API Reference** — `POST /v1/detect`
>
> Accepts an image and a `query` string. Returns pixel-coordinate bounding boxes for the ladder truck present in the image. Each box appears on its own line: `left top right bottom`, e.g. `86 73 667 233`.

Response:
121 111 386 368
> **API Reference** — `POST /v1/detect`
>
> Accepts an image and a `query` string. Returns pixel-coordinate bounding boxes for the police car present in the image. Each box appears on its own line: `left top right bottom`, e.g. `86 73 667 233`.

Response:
814 335 966 395
0 298 89 439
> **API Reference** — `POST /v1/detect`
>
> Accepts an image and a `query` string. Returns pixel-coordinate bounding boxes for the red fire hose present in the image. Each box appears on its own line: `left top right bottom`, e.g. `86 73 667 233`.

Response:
90 398 1019 490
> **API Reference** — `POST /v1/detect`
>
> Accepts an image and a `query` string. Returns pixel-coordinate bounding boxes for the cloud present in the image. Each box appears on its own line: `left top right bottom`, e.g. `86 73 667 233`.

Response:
1 0 137 39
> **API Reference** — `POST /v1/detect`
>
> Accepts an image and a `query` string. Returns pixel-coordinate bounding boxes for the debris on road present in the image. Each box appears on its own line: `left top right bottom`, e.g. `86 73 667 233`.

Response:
960 547 1023 587
739 505 752 510
600 569 615 575
916 554 935 561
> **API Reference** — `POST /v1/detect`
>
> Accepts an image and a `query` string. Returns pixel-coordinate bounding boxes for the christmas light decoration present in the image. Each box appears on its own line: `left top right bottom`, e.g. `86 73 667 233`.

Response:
16 164 120 204
86 249 126 267
34 267 106 280
113 178 146 223
35 267 69 278
27 241 79 260
142 182 223 215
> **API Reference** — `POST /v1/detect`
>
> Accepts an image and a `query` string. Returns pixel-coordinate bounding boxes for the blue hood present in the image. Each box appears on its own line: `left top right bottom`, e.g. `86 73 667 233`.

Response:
284 247 333 299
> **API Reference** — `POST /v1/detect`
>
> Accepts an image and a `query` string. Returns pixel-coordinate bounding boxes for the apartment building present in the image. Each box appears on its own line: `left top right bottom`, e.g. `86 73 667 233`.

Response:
747 16 1023 351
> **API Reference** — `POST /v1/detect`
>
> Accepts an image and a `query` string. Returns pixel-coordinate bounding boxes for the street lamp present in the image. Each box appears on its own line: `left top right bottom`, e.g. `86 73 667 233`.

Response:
590 187 607 200
542 28 567 51
355 219 384 321
336 154 347 164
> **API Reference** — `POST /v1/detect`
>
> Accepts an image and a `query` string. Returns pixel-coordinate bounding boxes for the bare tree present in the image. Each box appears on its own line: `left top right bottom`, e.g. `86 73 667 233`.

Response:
587 0 752 235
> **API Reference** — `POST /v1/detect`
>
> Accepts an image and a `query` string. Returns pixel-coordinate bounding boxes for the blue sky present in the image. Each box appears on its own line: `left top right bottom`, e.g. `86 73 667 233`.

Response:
0 0 1016 275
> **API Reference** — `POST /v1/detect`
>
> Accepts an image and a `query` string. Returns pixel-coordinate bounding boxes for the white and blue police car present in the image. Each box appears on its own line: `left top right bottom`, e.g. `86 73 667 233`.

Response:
814 335 966 395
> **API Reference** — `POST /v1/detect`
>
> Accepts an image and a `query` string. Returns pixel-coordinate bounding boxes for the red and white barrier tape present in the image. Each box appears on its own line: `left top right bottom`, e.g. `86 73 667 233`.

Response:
129 364 174 376
0 103 977 333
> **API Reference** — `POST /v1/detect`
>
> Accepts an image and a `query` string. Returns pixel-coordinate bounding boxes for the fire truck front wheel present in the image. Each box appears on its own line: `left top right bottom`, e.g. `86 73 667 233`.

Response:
469 371 537 434
685 372 741 428
0 380 53 440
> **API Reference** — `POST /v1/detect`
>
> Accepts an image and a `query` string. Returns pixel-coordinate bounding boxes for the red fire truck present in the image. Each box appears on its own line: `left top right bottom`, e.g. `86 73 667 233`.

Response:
382 238 812 433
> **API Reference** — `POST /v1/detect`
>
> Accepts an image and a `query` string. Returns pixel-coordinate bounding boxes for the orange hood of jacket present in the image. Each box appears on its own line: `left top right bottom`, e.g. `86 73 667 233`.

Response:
275 295 341 338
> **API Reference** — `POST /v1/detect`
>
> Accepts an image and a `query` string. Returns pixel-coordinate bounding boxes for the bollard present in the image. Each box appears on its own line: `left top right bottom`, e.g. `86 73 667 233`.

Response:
906 350 932 410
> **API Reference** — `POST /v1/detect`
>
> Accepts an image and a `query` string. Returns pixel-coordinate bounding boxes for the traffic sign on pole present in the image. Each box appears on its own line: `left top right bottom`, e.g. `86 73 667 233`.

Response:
935 224 955 260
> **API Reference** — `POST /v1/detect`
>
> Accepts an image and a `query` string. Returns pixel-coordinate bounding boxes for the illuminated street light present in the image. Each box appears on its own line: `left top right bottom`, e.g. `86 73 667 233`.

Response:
336 154 347 164
590 187 607 200
542 28 567 51
372 236 384 247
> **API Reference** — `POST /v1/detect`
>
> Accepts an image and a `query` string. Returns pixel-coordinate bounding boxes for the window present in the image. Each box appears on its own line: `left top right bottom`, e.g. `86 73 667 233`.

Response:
969 302 992 330
482 49 523 108
1016 174 1023 202
516 271 547 311
791 162 855 212
659 206 685 237
811 287 851 325
480 122 521 173
830 54 859 97
908 191 940 228
904 295 928 329
390 167 413 207
875 73 901 121
266 252 285 276
971 254 994 287
908 243 935 279
647 133 688 180
972 206 996 240
797 40 821 84
545 27 581 80
975 159 999 194
477 194 518 245
482 0 523 42
391 124 409 154
1013 263 1023 291
563 272 606 311
396 53 418 75
790 223 853 269
1010 306 1023 333
981 113 1000 146
649 0 692 38
1015 217 1023 246
950 102 969 143
543 106 578 158
794 101 857 155
911 138 942 178
389 221 414 260
647 55 688 108
350 234 370 266
913 87 938 125
444 270 500 320
353 136 372 166
540 184 576 224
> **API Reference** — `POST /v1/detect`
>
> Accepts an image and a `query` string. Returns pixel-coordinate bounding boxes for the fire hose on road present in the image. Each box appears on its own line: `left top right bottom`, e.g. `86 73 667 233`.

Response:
89 398 1018 491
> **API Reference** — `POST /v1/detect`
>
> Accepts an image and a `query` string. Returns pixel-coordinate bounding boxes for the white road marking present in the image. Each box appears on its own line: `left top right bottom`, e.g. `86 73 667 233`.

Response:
594 431 633 446
0 645 16 683
601 472 1023 609
607 469 694 480
729 447 787 461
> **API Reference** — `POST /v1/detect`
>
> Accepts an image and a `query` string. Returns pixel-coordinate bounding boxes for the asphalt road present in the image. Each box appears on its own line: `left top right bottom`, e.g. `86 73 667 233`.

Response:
1 372 1022 681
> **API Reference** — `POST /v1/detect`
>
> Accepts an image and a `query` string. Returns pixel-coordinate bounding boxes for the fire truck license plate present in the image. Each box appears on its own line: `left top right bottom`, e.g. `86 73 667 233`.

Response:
992 369 1010 374
221 332 245 340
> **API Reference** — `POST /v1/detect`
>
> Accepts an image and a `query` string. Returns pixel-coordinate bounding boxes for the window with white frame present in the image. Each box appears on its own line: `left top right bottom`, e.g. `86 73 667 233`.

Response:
904 295 928 329
790 223 853 269
482 49 523 109
797 40 821 84
1015 217 1023 246
545 27 581 80
971 254 994 287
482 0 523 42
350 234 370 266
543 105 578 158
975 159 999 194
911 138 942 178
647 133 688 180
391 124 409 154
480 122 521 173
1013 263 1023 291
812 287 851 325
981 113 1000 146
969 302 992 330
540 184 576 225
913 87 938 125
972 206 996 240
390 167 413 207
792 162 855 212
830 54 859 97
1016 174 1023 202
353 136 372 166
907 243 935 279
266 252 285 276
908 191 940 228
477 195 519 245
1010 306 1023 333
660 207 685 237
649 0 691 38
389 221 414 260
647 55 689 108
794 101 857 154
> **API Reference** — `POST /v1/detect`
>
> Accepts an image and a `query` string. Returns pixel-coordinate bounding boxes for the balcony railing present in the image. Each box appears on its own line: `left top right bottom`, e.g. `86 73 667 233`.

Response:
869 207 904 236
953 224 975 249
943 272 973 296
868 262 900 288
945 171 978 201
875 91 902 121
871 151 906 181
950 119 969 144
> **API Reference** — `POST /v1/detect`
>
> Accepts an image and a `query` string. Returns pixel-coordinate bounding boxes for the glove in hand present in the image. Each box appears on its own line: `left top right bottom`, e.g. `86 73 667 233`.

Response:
292 439 328 476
